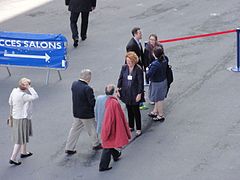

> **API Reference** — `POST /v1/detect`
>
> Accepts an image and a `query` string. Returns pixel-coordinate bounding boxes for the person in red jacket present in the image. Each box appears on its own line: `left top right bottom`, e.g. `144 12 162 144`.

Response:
99 85 131 172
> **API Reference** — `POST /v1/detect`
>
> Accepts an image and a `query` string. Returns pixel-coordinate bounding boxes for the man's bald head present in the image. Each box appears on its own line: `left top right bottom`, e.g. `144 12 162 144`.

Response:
105 84 115 96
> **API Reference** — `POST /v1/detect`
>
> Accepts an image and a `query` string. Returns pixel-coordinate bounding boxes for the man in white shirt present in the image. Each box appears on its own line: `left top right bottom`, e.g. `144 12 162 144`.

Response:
8 78 38 166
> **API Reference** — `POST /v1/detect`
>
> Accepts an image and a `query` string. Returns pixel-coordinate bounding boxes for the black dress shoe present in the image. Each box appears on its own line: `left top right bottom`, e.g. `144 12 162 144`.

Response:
65 150 77 155
81 35 87 41
92 144 102 150
73 39 79 47
20 152 33 158
9 160 21 165
113 151 121 161
99 167 112 172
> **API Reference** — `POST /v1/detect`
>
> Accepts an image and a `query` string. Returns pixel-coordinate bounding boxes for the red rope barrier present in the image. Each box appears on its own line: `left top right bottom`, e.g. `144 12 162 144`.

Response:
160 29 236 43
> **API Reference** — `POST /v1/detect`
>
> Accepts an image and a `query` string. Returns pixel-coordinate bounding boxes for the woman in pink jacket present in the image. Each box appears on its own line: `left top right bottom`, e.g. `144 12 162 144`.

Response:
99 85 131 171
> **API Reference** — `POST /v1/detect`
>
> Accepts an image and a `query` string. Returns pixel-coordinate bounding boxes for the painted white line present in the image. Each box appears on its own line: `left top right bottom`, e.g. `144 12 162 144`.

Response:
0 0 52 23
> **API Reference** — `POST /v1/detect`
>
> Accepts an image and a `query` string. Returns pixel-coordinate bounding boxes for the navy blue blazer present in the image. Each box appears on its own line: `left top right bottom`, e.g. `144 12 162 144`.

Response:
117 64 144 105
147 56 169 82
71 80 96 119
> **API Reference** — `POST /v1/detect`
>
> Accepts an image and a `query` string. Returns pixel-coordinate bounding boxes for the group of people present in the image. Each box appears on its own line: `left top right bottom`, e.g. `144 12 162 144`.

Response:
119 27 171 131
7 0 173 172
62 26 172 171
65 78 132 171
7 28 172 171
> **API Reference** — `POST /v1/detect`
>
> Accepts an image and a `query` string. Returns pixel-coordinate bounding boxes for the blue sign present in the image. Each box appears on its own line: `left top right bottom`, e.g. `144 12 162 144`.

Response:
0 31 68 70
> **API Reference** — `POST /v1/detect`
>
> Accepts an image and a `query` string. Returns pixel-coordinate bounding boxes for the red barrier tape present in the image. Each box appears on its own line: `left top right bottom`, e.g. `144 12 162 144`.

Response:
160 29 236 43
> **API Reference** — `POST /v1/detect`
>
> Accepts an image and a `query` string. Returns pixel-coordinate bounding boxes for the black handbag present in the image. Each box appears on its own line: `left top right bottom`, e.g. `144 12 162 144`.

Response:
166 64 173 87
7 116 13 127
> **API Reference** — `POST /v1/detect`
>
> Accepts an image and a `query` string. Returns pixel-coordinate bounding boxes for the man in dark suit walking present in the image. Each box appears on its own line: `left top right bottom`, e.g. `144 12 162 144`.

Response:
126 27 145 68
65 69 102 155
65 0 96 47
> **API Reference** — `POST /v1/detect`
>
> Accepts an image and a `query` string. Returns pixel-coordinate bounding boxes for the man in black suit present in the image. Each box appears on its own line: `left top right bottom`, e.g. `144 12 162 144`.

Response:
65 69 102 155
65 0 96 47
126 27 145 68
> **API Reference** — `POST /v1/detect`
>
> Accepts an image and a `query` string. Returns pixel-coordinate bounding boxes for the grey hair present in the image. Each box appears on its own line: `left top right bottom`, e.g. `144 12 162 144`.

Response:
105 84 115 95
80 69 92 82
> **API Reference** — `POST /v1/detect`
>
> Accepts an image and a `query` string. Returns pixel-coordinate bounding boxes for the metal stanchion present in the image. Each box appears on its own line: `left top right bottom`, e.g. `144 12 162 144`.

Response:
231 28 240 72
45 69 62 85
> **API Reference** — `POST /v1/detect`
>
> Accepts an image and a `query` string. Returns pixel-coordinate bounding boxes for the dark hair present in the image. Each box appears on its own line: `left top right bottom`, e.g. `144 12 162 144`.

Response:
131 27 141 36
153 46 164 60
149 34 158 41
105 85 115 95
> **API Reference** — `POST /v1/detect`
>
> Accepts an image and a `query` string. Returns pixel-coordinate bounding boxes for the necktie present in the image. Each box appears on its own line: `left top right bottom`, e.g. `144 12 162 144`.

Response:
139 42 142 51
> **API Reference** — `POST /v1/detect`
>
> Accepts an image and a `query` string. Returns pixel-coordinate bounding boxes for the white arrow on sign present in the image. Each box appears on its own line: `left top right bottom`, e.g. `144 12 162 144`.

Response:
4 52 50 62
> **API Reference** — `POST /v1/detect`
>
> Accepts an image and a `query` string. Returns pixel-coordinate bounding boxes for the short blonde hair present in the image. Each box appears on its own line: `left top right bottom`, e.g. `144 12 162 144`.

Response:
125 51 139 65
18 77 30 86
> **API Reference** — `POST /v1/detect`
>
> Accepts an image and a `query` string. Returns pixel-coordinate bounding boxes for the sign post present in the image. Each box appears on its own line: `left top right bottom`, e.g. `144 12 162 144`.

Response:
6 67 11 76
0 31 68 84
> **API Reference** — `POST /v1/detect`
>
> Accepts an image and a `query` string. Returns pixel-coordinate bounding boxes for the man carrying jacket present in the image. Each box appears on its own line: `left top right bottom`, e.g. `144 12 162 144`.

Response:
99 85 131 171
65 0 96 47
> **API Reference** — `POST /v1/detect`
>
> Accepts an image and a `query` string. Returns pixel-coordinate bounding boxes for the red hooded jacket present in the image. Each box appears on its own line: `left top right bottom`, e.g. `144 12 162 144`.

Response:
101 96 131 148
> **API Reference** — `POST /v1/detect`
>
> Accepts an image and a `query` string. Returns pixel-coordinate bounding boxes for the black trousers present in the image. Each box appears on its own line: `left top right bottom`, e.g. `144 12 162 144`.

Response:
70 11 89 40
99 148 120 170
144 71 149 84
126 104 141 130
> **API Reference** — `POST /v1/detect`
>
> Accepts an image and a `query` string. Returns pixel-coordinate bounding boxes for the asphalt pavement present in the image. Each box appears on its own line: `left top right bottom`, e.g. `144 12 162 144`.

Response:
1 0 240 179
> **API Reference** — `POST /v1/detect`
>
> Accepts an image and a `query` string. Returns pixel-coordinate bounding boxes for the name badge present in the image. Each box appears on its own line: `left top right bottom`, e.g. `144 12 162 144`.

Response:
127 75 132 80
